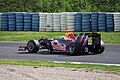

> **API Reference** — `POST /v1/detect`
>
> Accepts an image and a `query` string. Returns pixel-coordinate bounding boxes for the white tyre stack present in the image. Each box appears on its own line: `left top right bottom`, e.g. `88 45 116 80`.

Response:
39 13 47 31
46 13 53 31
61 12 67 31
67 12 76 31
53 13 61 31
114 13 120 31
0 13 1 30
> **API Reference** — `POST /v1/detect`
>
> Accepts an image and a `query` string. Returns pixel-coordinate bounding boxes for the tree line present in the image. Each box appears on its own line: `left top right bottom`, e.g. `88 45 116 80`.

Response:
0 0 120 12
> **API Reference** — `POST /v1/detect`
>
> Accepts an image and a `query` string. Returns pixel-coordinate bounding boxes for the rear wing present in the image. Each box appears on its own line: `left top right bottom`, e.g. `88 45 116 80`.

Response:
79 33 101 46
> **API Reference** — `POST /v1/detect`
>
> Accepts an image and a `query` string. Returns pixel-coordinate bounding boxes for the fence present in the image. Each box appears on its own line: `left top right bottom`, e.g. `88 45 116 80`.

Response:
0 12 120 32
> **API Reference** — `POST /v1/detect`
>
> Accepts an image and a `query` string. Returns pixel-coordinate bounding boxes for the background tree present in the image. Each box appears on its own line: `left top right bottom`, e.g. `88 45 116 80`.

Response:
0 0 120 12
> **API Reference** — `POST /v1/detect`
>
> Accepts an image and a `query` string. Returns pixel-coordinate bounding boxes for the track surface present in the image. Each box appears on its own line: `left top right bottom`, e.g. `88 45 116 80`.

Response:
0 42 120 64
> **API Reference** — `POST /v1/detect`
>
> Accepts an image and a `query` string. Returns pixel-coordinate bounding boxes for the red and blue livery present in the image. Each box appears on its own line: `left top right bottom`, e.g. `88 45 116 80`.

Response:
18 30 105 55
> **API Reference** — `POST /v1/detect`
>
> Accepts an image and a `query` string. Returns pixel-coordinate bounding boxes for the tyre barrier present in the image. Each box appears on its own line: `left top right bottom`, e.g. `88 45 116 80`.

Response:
46 13 53 31
39 13 47 31
67 12 76 31
98 13 106 31
91 12 98 32
8 12 16 31
1 13 8 31
0 13 1 30
16 12 24 31
32 13 39 31
0 12 120 32
53 13 61 31
82 12 91 32
114 13 120 31
24 13 32 31
75 12 82 32
106 13 114 32
61 12 67 31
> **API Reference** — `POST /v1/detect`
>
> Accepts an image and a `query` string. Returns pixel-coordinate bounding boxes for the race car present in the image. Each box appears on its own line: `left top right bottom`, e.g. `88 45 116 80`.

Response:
18 30 105 55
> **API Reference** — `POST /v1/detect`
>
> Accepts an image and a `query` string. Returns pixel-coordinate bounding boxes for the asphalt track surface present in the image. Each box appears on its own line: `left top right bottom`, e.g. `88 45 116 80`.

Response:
0 42 120 64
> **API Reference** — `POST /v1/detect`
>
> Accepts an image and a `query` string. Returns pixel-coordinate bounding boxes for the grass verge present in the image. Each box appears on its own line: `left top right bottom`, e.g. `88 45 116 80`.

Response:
0 60 120 72
0 31 120 44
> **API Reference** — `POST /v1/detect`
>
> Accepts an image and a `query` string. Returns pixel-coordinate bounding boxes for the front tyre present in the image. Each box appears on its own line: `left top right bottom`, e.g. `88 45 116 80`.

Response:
27 40 39 53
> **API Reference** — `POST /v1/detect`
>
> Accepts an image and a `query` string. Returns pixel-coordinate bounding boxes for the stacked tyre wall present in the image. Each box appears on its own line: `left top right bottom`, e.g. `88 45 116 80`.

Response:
0 13 1 31
16 12 24 31
53 13 61 31
91 12 98 32
67 12 76 31
114 13 120 31
0 12 119 32
75 12 82 31
82 13 91 32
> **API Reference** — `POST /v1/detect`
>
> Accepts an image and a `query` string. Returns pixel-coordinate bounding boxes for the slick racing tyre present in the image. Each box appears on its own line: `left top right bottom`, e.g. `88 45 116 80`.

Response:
68 43 75 55
27 40 39 53
95 40 105 54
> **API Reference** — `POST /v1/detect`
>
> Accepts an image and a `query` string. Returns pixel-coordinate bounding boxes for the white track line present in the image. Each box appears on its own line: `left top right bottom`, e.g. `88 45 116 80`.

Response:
53 61 120 66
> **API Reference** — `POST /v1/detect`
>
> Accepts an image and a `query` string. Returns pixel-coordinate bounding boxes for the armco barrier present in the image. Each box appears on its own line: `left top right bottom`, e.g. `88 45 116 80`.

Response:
0 12 120 32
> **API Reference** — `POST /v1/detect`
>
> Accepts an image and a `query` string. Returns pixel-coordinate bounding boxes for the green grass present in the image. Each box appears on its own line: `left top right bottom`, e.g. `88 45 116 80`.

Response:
0 31 120 44
0 31 64 42
100 32 120 44
0 60 120 72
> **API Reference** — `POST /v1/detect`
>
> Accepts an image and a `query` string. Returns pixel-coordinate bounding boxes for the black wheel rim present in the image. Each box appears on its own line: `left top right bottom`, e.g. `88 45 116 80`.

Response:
28 42 34 51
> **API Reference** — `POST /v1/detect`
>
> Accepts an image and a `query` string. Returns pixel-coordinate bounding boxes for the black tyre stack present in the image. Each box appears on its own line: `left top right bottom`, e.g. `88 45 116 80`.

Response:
24 13 32 31
1 13 8 31
98 13 106 32
32 13 39 31
16 12 24 31
91 12 98 32
106 13 114 32
8 12 16 31
82 13 91 32
75 12 82 32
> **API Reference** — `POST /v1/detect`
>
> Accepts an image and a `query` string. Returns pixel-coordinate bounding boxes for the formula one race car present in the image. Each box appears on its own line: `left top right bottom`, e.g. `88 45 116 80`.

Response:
18 30 105 55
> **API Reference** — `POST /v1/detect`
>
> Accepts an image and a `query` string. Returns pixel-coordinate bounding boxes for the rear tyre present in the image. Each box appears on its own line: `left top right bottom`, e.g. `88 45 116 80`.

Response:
68 43 75 55
27 40 39 53
95 40 105 54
